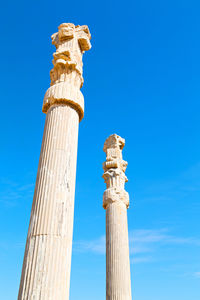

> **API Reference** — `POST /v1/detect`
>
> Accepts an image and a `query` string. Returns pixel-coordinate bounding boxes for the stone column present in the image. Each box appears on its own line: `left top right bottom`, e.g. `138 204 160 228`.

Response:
103 134 132 300
18 23 91 300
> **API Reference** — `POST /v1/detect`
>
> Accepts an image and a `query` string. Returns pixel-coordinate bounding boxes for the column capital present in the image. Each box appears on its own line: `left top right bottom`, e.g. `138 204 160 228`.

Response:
103 134 129 209
42 23 92 121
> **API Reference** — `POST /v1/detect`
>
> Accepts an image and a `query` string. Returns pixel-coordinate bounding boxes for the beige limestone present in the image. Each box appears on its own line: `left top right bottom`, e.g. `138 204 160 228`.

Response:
103 134 132 300
18 23 91 300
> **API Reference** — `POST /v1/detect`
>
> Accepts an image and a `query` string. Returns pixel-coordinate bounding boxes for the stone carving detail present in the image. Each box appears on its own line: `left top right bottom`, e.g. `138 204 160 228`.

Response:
103 134 129 209
42 23 91 121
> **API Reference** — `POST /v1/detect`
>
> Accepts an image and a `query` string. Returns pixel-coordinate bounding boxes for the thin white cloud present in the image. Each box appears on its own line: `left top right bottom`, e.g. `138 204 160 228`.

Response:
194 272 200 278
137 162 200 204
73 228 200 264
0 178 34 207
130 256 153 264
129 229 200 247
74 236 106 255
130 229 168 243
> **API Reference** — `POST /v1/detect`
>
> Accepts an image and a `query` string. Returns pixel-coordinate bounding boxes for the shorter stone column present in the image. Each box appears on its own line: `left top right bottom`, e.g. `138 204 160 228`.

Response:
103 134 132 300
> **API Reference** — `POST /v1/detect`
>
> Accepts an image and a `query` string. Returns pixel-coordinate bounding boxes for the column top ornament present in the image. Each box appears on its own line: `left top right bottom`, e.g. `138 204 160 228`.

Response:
103 134 129 209
42 23 92 121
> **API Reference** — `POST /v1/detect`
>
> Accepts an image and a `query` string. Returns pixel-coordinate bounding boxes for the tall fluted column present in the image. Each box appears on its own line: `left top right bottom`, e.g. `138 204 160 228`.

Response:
103 134 132 300
18 23 91 300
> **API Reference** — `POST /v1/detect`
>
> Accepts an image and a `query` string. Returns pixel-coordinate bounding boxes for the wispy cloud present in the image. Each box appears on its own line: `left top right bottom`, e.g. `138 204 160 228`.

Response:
129 229 200 264
194 272 200 278
0 240 25 251
136 162 200 204
74 236 105 255
130 256 153 264
0 177 34 207
129 229 200 247
73 228 200 265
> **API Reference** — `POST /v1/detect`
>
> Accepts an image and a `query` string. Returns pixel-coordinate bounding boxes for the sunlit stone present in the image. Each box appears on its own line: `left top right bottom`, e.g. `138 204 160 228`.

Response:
18 23 91 300
103 134 132 300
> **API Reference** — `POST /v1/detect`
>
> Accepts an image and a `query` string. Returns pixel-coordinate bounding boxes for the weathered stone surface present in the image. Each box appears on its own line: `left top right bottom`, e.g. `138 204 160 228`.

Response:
42 23 91 121
103 134 132 300
18 23 91 300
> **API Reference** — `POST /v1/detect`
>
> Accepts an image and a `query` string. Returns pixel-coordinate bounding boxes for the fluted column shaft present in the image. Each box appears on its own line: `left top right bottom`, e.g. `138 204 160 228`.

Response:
103 134 132 300
18 23 91 300
106 202 132 300
18 105 79 299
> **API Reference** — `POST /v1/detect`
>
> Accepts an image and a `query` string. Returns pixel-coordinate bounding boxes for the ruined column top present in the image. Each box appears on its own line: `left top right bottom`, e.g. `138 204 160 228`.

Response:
103 134 129 209
103 134 128 173
103 134 125 152
51 23 91 52
42 23 92 121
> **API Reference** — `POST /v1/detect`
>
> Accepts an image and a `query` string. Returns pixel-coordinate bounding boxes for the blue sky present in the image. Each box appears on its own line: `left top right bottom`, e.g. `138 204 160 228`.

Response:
0 0 200 299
